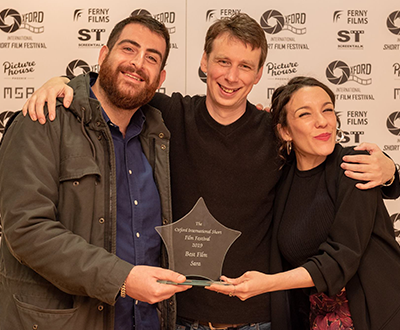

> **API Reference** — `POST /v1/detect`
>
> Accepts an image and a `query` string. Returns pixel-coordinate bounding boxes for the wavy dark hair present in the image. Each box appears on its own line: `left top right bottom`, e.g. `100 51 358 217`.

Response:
270 76 337 166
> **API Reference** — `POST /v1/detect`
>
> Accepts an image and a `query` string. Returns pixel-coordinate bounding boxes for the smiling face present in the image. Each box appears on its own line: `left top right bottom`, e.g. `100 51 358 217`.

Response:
278 86 337 170
201 33 263 122
97 23 166 110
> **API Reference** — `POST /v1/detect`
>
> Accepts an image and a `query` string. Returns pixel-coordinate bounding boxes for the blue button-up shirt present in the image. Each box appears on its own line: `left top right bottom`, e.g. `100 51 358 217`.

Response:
90 81 162 330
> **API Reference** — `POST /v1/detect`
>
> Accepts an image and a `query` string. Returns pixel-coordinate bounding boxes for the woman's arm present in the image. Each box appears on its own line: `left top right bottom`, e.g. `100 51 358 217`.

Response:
207 267 313 301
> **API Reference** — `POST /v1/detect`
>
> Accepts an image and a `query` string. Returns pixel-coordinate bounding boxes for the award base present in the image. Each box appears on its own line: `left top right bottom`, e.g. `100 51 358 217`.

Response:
158 279 232 287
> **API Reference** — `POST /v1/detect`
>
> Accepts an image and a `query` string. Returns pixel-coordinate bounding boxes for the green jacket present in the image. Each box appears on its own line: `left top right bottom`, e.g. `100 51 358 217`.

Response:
0 73 175 330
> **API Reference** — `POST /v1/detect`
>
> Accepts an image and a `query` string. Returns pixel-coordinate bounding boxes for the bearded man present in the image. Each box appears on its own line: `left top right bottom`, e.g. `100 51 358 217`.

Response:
0 15 190 330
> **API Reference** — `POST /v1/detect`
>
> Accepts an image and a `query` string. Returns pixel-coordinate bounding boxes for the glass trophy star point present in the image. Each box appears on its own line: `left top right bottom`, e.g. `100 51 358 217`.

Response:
155 197 241 286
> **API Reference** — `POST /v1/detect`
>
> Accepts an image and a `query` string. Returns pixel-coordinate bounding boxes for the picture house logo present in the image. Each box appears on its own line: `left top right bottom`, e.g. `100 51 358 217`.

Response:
3 60 35 77
260 10 306 35
131 9 176 34
326 60 371 86
265 61 298 77
387 11 400 35
0 8 44 34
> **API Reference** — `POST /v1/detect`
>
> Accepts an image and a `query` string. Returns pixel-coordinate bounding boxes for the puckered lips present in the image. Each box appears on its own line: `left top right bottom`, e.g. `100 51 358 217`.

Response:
314 132 332 141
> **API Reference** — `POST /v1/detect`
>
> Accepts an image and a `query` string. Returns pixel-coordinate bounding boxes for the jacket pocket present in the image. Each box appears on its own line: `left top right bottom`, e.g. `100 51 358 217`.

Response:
60 155 101 182
58 156 103 238
13 294 79 330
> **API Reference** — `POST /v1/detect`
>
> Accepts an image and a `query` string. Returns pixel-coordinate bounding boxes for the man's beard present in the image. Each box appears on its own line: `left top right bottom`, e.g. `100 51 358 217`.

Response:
98 55 160 110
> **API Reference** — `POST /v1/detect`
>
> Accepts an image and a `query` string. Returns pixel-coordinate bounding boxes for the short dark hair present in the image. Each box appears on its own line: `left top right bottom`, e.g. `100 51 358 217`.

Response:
270 76 337 164
204 13 268 70
107 15 170 70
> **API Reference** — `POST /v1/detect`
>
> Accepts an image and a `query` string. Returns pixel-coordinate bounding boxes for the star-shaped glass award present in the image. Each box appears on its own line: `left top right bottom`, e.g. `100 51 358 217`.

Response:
155 197 241 286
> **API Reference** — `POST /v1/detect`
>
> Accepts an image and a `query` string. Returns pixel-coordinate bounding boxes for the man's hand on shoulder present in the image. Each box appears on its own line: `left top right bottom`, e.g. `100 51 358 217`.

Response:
255 103 271 112
22 76 73 124
341 142 396 190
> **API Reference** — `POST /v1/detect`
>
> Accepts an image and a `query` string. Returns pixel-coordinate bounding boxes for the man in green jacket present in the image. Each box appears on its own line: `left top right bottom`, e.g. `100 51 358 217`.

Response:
0 15 189 330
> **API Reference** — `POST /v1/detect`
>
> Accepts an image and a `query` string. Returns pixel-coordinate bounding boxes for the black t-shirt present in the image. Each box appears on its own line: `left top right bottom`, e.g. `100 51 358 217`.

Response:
150 93 281 324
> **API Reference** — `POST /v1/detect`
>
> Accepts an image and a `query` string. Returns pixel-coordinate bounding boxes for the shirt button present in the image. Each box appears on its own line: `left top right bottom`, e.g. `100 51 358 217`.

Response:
73 181 80 186
134 200 138 205
33 325 38 330
98 305 104 311
99 217 105 224
128 170 132 175
136 232 140 238
162 218 168 225
159 132 164 139
160 144 166 150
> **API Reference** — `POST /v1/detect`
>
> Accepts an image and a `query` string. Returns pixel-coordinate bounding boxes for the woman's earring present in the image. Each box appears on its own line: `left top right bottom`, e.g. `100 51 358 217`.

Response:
286 140 292 155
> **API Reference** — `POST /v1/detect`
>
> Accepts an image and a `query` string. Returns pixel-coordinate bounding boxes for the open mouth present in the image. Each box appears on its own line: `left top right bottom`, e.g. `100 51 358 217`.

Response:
219 83 240 94
124 72 144 82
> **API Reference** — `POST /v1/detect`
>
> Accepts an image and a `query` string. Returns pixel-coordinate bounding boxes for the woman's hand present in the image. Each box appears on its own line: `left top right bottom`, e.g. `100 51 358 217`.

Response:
206 271 270 301
206 267 313 301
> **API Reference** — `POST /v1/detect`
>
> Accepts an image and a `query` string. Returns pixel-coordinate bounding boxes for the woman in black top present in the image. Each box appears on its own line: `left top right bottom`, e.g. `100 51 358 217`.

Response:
208 77 400 330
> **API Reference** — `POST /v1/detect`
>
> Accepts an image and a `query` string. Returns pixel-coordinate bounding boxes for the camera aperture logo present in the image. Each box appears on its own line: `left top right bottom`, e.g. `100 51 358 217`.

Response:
384 112 400 152
0 8 44 34
260 10 309 51
387 11 400 35
0 8 46 49
327 60 374 101
326 60 371 85
131 8 177 36
260 10 306 35
66 59 99 77
383 10 400 50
